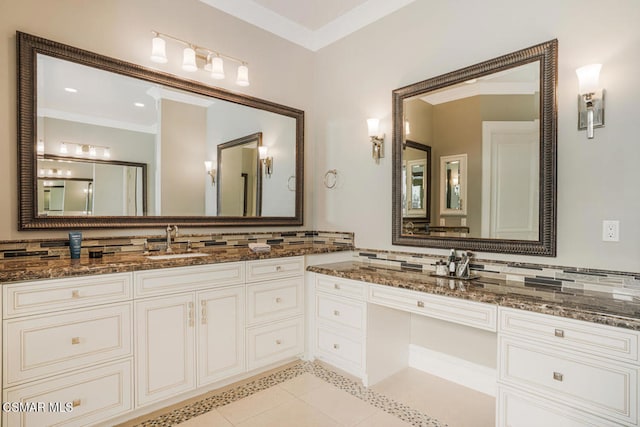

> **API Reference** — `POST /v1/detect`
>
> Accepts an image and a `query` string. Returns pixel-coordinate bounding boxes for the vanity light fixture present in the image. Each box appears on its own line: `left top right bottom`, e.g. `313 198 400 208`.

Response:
576 64 605 139
367 118 385 163
59 142 68 154
259 146 273 177
61 142 112 159
150 31 250 86
204 161 216 185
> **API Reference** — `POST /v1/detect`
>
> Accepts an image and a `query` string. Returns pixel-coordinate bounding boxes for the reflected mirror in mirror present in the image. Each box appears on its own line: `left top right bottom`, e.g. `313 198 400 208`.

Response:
18 32 304 229
401 140 431 235
392 39 557 256
217 133 262 216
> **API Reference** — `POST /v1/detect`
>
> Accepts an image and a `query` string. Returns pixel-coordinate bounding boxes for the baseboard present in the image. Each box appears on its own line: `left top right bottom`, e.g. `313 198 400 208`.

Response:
408 344 496 397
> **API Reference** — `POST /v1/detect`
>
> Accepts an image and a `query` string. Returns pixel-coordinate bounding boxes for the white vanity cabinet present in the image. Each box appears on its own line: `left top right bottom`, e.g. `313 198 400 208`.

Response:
245 257 305 370
497 307 640 427
2 273 134 427
134 262 245 407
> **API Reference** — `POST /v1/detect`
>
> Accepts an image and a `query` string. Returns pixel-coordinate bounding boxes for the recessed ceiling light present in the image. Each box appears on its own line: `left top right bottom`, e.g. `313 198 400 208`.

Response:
64 87 78 93
134 102 145 108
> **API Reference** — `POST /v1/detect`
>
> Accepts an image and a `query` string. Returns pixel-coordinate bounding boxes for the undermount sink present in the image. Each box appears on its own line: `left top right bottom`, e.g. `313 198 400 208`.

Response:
146 252 209 260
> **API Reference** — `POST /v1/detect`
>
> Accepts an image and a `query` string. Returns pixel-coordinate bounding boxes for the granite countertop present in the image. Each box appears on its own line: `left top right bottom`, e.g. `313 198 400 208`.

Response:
0 244 349 284
307 261 640 331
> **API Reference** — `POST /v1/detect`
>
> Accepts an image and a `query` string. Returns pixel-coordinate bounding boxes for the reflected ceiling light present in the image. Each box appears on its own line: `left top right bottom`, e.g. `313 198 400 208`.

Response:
134 102 145 108
258 146 273 177
204 161 216 185
367 118 385 164
150 31 250 86
64 87 77 93
576 63 604 139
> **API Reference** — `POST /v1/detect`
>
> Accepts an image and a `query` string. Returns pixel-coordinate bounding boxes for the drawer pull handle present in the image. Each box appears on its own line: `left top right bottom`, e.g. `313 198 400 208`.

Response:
334 284 341 290
554 329 565 338
72 399 81 408
553 372 563 382
71 337 80 345
333 310 340 316
201 300 207 325
188 302 194 327
275 297 282 303
71 290 80 299
333 343 340 350
417 301 425 308
276 339 282 345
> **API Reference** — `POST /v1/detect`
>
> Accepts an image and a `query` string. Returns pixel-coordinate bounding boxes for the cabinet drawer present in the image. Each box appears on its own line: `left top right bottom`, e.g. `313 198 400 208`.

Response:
3 273 132 318
499 336 638 425
316 275 366 300
369 284 497 331
316 326 364 369
247 317 304 370
316 294 365 331
246 256 305 283
247 277 303 325
3 359 132 427
497 385 621 427
134 262 244 297
4 303 132 386
500 307 640 364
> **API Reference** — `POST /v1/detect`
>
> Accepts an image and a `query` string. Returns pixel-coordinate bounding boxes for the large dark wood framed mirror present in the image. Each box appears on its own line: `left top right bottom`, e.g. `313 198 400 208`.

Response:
17 31 304 229
392 39 557 256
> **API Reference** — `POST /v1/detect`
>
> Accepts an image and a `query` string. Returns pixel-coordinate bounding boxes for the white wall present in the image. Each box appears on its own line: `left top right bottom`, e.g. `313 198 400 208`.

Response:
0 0 314 239
312 0 640 273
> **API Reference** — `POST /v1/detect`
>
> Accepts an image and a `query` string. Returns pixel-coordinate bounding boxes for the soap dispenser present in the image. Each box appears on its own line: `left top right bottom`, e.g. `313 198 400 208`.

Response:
448 249 457 277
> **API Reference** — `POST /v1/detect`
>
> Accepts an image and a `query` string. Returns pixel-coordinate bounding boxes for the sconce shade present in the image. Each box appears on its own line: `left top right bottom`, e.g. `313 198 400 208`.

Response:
210 56 225 79
150 36 168 63
204 160 212 171
367 118 380 137
576 64 601 94
258 146 268 160
236 64 250 86
182 47 198 72
59 142 68 154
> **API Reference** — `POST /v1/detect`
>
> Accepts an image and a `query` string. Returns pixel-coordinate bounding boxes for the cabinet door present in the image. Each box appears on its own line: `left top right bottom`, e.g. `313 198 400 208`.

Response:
197 286 245 386
135 293 195 407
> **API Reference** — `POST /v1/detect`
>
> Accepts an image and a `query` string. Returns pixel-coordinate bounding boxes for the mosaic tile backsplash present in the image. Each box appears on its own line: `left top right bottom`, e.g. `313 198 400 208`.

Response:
354 248 640 298
0 231 354 260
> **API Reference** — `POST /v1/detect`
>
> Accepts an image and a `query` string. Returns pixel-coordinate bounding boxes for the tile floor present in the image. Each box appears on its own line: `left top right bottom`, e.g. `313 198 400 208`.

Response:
124 362 495 427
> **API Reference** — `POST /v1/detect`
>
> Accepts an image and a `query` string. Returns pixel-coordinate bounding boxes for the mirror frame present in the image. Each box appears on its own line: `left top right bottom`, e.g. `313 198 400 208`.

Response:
392 39 557 256
17 31 304 229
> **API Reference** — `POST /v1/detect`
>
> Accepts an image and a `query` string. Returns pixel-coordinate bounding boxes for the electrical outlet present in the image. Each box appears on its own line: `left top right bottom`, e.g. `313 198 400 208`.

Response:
602 220 620 242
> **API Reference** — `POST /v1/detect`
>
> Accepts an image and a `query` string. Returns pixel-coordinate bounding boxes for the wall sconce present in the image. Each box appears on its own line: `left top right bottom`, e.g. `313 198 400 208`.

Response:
204 161 216 185
259 146 273 177
576 64 605 139
151 31 250 86
367 118 384 163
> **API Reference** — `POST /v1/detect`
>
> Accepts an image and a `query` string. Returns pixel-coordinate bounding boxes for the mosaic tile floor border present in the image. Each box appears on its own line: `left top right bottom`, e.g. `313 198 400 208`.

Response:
134 361 446 427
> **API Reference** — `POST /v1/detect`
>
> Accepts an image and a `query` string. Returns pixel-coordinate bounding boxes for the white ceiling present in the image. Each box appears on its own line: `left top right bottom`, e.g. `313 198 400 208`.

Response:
198 0 417 51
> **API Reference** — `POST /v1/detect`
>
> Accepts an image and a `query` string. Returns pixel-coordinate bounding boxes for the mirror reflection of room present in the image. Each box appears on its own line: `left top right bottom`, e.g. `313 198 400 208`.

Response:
402 61 540 240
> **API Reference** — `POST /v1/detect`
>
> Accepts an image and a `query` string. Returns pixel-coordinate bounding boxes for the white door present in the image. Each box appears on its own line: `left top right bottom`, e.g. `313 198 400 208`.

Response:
135 293 196 406
197 286 246 386
482 121 539 239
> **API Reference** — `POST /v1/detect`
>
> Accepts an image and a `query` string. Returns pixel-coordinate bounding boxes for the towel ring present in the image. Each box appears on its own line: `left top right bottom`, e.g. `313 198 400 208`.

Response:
287 176 296 191
324 169 338 189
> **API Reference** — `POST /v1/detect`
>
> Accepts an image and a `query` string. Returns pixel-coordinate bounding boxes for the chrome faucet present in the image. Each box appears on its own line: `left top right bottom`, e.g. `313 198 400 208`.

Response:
165 225 178 253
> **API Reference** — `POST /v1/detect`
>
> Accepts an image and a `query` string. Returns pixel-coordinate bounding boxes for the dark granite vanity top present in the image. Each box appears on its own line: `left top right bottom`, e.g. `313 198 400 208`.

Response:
307 261 640 331
0 244 349 284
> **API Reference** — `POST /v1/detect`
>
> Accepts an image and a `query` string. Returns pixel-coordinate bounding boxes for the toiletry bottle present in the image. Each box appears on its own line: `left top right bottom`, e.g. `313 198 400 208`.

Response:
448 249 456 277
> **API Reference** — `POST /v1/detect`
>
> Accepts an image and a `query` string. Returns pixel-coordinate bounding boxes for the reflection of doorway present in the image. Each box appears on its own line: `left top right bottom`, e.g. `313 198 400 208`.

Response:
481 121 539 239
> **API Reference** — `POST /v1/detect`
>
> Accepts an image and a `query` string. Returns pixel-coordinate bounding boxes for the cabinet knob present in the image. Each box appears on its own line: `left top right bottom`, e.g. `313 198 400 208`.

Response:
276 339 282 345
333 343 340 350
275 297 282 303
71 290 80 299
334 283 341 290
333 310 340 316
72 399 81 408
276 266 283 272
417 301 425 308
554 329 565 338
553 372 563 382
71 337 80 345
